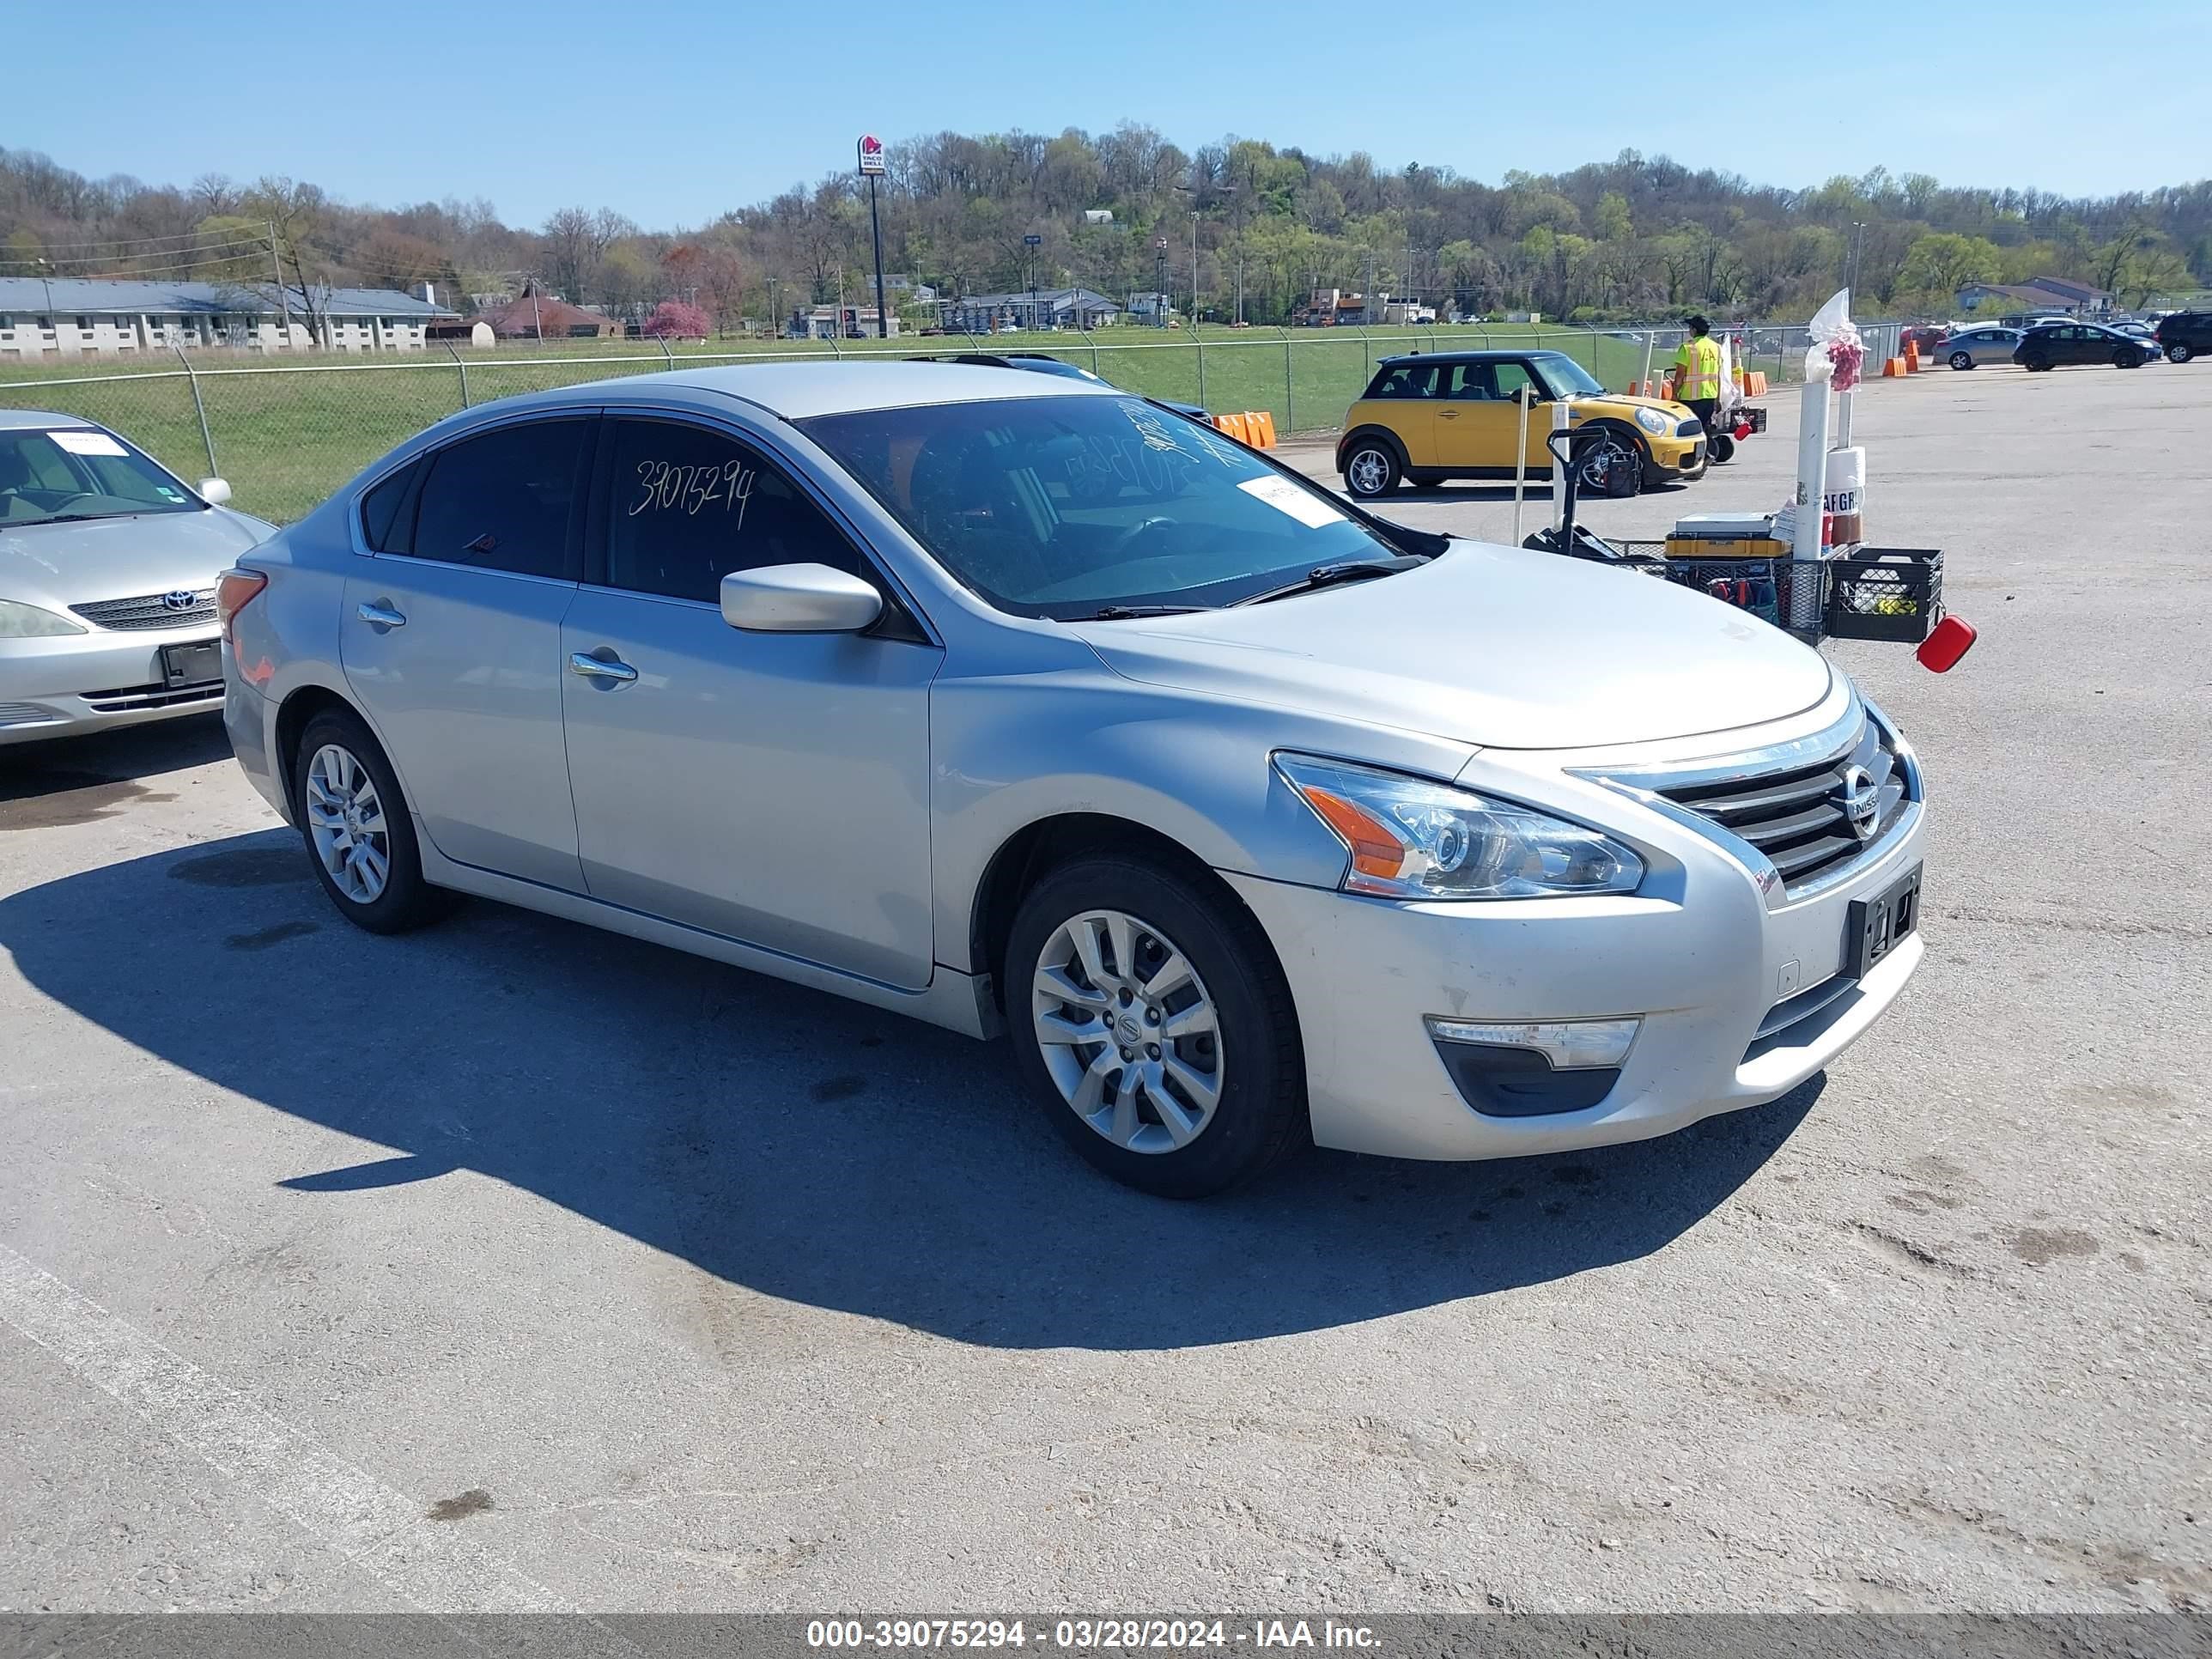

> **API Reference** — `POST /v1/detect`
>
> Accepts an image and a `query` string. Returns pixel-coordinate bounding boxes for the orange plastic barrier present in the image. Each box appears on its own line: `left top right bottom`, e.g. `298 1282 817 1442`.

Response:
1905 343 1921 373
1213 412 1246 442
1747 371 1768 396
1250 410 1279 447
1882 356 1905 378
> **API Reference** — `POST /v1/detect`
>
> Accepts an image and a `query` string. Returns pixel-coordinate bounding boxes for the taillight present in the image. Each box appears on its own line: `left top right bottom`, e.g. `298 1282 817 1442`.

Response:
215 568 267 644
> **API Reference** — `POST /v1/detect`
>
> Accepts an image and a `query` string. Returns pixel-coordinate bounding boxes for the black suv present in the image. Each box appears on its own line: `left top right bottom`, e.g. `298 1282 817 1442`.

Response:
2153 312 2209 365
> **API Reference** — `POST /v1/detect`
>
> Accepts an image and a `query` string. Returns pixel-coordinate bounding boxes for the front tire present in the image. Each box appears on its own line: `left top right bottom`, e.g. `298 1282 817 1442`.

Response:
1949 350 1973 370
1578 428 1644 497
2114 346 2143 369
291 709 452 934
1007 855 1304 1198
1340 439 1402 499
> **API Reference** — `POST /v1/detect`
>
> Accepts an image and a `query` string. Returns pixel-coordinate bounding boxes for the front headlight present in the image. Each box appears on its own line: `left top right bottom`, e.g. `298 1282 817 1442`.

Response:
1633 405 1668 435
1275 755 1644 901
0 599 88 639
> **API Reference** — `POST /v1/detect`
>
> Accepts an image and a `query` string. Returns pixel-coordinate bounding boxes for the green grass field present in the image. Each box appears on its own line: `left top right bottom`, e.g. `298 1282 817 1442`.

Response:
0 322 1784 523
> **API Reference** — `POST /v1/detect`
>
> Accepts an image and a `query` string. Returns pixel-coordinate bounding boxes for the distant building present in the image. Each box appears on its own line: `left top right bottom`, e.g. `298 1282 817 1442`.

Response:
479 281 623 340
938 287 1121 331
1955 277 2112 317
0 276 454 360
790 304 902 339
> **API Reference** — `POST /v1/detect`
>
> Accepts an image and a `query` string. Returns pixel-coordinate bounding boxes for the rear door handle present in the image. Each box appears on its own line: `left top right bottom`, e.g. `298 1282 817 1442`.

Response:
356 601 406 628
569 652 639 684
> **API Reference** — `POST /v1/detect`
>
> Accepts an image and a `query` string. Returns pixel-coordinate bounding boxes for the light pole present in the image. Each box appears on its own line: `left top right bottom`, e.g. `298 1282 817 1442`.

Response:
1850 221 1868 299
36 257 56 342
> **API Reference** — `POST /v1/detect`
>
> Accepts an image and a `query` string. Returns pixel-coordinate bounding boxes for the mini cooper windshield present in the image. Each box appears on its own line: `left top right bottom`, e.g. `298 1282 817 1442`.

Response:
803 395 1424 619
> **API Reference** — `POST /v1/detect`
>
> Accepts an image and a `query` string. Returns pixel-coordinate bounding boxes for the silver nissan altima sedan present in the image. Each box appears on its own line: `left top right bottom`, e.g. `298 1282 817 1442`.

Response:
221 362 1927 1196
1 410 276 744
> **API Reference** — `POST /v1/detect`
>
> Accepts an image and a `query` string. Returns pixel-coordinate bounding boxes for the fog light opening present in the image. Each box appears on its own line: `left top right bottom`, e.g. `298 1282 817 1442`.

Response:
1424 1016 1641 1071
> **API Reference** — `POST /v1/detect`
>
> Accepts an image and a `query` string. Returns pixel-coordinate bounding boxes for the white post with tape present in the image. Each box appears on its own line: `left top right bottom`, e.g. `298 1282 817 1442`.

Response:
1791 368 1832 634
1550 398 1571 532
1511 387 1533 544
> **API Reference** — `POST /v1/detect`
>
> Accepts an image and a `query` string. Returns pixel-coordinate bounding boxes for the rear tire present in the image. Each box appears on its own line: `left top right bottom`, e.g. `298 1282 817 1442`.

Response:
2167 342 2194 364
1949 350 1973 370
1341 440 1402 499
291 708 453 935
1007 854 1304 1198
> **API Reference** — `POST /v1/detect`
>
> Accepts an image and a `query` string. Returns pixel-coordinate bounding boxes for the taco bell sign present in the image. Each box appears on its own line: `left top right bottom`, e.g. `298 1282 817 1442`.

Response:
856 134 886 176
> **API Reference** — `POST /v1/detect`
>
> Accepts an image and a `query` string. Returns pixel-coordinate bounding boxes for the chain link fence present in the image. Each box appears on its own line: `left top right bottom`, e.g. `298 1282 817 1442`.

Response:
0 319 1902 524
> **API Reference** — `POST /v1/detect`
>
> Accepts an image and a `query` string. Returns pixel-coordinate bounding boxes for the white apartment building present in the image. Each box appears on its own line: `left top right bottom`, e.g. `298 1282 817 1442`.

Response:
0 278 457 362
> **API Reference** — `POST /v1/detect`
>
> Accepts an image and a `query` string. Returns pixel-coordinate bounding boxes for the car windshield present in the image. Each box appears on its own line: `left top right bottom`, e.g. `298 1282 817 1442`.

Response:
0 428 203 526
802 394 1415 618
1530 355 1606 399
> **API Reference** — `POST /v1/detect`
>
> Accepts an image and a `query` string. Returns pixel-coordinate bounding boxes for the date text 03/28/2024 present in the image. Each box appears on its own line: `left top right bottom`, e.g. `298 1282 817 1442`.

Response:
805 1620 1382 1650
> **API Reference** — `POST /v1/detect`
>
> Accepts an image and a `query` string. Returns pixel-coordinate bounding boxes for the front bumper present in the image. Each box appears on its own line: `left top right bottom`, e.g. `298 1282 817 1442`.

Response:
0 624 224 745
1223 702 1928 1161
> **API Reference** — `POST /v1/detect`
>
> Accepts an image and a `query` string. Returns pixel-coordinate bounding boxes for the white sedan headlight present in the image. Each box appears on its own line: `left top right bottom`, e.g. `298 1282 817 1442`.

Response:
0 600 87 639
1275 755 1643 901
1633 406 1668 434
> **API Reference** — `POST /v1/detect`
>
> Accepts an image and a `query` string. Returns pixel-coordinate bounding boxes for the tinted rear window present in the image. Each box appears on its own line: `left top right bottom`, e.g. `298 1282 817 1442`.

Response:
409 418 591 580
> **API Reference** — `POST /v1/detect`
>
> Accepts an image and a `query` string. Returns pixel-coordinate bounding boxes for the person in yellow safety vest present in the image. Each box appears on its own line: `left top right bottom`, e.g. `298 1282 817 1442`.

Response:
1669 314 1724 442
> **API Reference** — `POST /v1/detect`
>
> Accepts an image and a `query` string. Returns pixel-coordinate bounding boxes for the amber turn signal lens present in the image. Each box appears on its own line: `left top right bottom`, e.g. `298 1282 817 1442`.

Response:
1293 784 1407 881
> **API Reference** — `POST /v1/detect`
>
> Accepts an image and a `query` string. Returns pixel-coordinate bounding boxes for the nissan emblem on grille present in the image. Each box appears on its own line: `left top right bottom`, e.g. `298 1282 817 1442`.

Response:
1837 764 1881 842
161 590 200 611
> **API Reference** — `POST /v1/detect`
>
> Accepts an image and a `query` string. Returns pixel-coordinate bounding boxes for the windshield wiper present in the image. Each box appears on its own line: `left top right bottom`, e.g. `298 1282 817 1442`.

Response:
14 513 119 526
1085 604 1207 620
1230 556 1423 606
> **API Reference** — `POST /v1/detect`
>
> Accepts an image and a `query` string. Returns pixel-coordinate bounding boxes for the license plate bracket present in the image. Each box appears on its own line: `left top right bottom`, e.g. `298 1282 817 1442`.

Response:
1845 863 1923 979
160 640 221 688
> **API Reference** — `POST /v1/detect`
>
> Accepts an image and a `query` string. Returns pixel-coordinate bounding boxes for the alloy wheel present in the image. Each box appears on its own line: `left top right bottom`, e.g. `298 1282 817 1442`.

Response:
1346 448 1391 495
1030 908 1224 1154
304 744 391 904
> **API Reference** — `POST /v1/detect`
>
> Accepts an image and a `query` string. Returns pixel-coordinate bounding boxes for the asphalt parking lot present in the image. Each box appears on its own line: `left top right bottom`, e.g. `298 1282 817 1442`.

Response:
2 362 2207 1615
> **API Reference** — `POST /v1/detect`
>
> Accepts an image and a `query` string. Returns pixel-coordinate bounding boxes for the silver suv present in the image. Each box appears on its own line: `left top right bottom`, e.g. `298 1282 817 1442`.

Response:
222 363 1926 1196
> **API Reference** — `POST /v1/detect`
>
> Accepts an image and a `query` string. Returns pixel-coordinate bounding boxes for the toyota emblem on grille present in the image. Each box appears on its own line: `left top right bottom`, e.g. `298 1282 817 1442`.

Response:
1836 764 1881 842
161 590 200 612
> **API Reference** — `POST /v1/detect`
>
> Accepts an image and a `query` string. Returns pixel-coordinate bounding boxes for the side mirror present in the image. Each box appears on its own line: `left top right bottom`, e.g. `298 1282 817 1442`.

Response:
720 562 883 634
198 477 233 505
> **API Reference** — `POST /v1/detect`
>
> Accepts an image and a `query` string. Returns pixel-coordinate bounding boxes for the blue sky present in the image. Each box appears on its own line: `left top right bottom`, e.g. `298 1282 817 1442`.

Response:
12 0 2204 230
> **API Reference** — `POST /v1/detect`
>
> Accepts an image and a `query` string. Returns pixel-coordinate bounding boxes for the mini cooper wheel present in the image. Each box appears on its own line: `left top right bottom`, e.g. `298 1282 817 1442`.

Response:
1008 855 1304 1197
1341 441 1401 499
1578 430 1643 498
292 709 452 934
1949 350 1973 370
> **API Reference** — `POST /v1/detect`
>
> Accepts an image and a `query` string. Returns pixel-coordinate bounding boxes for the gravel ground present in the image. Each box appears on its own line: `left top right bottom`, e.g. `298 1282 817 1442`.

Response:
1 362 2206 1616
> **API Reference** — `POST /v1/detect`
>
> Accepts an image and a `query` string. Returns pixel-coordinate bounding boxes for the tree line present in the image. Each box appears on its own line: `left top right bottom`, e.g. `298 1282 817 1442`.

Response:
3 134 2204 334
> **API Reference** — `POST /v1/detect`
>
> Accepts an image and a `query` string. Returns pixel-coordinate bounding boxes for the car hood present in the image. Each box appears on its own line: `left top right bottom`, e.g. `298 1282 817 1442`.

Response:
0 508 268 612
1069 540 1834 750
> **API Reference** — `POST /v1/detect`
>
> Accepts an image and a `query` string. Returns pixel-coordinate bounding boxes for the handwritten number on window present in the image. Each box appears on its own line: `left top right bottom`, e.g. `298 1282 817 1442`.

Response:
629 458 756 528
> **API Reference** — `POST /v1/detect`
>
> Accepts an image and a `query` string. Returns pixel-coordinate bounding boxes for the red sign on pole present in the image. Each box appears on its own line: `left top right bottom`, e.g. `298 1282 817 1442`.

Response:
857 134 886 176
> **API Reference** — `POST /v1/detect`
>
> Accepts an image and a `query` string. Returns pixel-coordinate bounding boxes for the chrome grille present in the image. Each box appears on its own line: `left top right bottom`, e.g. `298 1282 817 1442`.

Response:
69 588 217 630
1653 714 1908 896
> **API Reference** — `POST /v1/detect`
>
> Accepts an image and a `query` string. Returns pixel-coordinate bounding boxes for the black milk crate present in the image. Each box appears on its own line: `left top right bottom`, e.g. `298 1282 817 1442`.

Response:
1645 556 1826 634
1826 548 1943 642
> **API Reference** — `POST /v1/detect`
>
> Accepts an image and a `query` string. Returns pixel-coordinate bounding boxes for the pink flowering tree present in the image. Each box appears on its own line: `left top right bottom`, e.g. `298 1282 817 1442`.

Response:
643 299 712 339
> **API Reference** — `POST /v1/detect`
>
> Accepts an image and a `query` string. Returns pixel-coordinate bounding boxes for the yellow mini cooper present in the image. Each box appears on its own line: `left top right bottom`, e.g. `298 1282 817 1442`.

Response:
1336 349 1708 499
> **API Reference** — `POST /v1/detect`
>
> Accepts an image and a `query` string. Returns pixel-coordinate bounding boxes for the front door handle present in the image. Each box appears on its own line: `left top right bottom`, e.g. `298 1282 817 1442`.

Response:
1437 409 1461 419
569 651 639 684
356 601 406 628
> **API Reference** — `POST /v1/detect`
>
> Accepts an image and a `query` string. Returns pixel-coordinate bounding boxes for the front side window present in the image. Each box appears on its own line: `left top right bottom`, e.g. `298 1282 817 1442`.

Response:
407 417 591 580
0 428 203 526
1491 362 1541 401
802 394 1416 619
601 417 857 605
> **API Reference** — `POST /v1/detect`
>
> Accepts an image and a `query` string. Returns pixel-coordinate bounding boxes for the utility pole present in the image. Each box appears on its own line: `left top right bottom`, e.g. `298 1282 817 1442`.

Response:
1850 221 1868 299
1190 211 1200 325
265 222 286 341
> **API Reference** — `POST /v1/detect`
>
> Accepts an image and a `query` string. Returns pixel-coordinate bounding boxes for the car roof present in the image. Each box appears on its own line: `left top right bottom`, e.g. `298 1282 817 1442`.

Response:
606 359 1111 420
1375 348 1569 367
0 408 96 431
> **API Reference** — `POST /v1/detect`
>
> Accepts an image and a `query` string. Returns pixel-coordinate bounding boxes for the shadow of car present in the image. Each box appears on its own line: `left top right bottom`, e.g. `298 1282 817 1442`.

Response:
0 828 1820 1352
